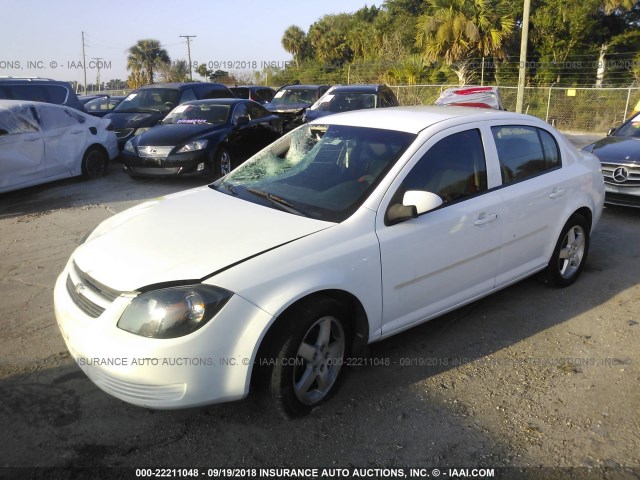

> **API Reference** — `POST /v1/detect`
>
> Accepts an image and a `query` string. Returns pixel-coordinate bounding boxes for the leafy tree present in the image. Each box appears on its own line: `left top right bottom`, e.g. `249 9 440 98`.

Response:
159 60 190 83
590 0 637 86
126 39 170 86
196 64 229 82
415 0 515 85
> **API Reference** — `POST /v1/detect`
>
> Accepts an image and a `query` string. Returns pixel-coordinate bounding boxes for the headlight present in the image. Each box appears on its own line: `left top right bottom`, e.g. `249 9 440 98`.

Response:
124 139 135 153
176 140 208 153
133 127 151 137
117 285 232 338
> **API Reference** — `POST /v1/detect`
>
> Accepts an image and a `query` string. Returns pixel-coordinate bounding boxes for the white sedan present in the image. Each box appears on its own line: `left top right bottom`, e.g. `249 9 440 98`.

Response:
0 99 118 193
54 106 604 418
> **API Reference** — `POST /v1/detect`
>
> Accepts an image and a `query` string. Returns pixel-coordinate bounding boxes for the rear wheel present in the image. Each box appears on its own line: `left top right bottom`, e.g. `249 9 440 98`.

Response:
267 297 349 418
81 146 108 179
543 213 590 287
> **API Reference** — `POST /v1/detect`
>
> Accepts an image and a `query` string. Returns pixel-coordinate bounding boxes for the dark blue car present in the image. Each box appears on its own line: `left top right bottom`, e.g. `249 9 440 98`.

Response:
106 82 235 150
121 98 283 179
303 84 399 123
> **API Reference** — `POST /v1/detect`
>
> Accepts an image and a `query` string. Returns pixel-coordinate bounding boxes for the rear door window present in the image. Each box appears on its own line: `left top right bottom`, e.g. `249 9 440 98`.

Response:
492 126 561 184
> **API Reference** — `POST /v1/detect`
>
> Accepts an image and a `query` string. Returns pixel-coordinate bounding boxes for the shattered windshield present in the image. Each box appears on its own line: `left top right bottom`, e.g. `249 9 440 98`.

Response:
211 123 415 222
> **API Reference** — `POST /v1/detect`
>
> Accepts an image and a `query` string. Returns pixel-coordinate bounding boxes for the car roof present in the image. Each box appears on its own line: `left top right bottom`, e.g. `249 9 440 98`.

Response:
326 85 385 93
278 84 329 90
309 105 532 134
0 77 65 83
135 82 226 90
0 99 88 113
231 86 272 90
0 99 37 108
183 98 252 106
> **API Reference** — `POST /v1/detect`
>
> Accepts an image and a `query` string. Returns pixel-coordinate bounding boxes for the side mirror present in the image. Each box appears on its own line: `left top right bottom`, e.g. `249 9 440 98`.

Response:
386 190 444 225
235 115 250 127
607 127 617 136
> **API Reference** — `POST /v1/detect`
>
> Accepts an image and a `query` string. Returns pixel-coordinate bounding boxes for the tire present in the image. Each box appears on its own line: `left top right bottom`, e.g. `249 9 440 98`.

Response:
543 213 590 288
268 297 350 418
81 146 108 180
214 147 232 178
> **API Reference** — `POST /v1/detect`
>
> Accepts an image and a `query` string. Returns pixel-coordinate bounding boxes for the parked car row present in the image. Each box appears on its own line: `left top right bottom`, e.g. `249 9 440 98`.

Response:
1 77 637 208
105 81 401 179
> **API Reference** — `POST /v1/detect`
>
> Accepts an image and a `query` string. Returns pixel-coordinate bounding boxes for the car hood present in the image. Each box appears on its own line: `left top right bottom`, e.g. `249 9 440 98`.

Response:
584 136 640 163
104 111 165 129
73 186 333 292
134 123 226 146
265 102 310 114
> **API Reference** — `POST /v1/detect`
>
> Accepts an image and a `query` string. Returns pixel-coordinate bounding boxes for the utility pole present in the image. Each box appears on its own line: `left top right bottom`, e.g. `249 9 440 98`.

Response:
81 31 88 94
179 35 196 81
93 57 103 93
516 0 531 113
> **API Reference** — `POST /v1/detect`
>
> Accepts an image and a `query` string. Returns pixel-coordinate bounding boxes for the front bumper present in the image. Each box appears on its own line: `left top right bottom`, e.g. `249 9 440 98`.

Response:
54 266 273 409
121 150 211 177
603 185 640 207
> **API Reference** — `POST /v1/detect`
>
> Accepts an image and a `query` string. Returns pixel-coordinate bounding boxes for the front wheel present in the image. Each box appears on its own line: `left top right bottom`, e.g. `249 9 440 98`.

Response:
268 297 350 418
543 213 590 288
214 147 232 178
81 146 108 179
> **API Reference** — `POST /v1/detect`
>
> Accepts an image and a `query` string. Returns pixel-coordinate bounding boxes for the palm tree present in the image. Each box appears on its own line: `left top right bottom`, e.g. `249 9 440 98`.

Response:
281 26 307 67
127 39 170 85
415 0 515 85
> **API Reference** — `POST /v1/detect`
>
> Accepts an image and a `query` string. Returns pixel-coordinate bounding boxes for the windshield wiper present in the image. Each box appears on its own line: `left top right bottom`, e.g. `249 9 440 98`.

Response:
209 180 238 195
246 188 305 216
221 181 238 195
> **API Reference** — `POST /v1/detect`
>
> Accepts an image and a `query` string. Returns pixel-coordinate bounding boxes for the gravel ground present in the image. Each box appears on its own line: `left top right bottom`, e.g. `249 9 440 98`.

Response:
0 136 638 479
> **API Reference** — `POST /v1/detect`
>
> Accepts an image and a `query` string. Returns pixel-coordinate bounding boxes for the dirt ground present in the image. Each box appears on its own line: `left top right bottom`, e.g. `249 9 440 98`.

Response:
0 135 638 479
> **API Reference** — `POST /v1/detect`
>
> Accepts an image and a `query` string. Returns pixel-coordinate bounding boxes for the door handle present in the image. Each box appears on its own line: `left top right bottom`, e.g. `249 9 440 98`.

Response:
474 213 498 226
549 187 565 198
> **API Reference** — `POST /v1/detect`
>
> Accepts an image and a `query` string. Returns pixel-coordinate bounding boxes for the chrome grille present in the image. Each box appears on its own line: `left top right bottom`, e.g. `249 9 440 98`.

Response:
601 162 640 187
66 262 120 318
66 275 104 318
137 146 174 158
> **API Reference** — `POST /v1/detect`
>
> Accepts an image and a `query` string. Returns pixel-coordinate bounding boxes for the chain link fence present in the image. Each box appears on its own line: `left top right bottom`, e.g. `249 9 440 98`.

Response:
90 81 640 134
390 84 640 134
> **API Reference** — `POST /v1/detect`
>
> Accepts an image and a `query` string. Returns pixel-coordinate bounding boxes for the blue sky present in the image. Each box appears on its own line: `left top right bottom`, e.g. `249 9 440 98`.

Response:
1 0 383 86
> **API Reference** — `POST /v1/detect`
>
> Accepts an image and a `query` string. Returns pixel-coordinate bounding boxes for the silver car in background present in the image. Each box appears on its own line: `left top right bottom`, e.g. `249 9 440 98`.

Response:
0 100 118 193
